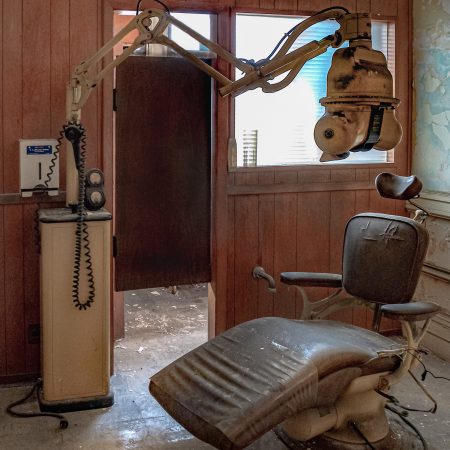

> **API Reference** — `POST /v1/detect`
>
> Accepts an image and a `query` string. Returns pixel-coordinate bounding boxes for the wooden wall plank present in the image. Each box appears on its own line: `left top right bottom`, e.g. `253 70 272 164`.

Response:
257 197 275 316
102 1 114 211
20 0 51 374
330 0 356 11
329 191 356 323
21 0 51 374
4 205 25 374
296 192 331 317
70 0 99 169
97 0 105 185
297 0 331 14
331 168 356 183
236 0 260 8
275 0 297 11
355 167 370 182
213 7 233 335
23 0 51 138
275 170 298 185
257 172 275 317
235 171 259 186
356 0 371 13
51 0 71 190
273 190 297 318
0 206 5 375
298 168 331 183
371 0 397 16
234 195 259 324
22 204 40 373
0 0 3 193
2 0 22 194
260 0 275 10
226 196 236 327
353 190 370 327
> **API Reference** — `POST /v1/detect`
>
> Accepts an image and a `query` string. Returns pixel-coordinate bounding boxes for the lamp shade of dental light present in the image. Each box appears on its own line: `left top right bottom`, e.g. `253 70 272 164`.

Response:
314 39 402 161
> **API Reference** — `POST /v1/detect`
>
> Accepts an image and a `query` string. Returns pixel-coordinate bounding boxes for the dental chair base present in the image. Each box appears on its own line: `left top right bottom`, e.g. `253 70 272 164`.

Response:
275 414 425 450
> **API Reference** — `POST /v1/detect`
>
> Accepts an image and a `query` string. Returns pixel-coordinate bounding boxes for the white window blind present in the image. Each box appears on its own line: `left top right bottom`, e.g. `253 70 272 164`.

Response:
235 14 396 167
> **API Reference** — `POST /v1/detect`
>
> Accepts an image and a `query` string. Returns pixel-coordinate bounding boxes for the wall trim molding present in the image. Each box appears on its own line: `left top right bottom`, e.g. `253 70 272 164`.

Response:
410 189 450 361
422 263 450 282
406 189 450 219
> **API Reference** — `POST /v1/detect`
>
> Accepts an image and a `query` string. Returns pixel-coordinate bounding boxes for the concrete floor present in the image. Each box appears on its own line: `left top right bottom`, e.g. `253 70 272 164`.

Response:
0 285 449 449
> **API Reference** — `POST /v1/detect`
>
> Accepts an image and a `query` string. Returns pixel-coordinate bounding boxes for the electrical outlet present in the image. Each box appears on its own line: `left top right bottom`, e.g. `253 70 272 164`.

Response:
28 324 40 344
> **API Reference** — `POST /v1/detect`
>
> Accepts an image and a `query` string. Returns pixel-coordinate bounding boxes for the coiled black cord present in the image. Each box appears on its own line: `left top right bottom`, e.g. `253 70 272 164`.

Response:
67 123 96 311
34 126 66 253
6 379 68 429
43 127 64 191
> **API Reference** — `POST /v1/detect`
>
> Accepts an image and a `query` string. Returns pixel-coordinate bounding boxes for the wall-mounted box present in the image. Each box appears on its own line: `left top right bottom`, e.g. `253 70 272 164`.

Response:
20 139 59 197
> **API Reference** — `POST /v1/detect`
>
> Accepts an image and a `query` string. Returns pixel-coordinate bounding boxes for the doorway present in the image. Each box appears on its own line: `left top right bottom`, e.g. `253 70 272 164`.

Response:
111 10 214 347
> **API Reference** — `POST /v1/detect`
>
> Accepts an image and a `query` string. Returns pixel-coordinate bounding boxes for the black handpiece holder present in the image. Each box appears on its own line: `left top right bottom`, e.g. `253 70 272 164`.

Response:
64 124 84 171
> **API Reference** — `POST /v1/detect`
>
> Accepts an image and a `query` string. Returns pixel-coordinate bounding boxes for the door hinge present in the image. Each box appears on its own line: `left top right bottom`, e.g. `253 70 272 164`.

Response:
113 235 118 257
113 88 118 111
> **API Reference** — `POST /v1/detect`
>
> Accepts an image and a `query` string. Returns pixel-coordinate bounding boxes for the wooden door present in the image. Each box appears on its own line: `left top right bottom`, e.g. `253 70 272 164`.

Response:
115 55 212 291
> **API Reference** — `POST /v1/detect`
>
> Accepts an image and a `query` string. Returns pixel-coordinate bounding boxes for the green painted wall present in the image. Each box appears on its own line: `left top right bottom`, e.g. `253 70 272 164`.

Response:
413 0 450 192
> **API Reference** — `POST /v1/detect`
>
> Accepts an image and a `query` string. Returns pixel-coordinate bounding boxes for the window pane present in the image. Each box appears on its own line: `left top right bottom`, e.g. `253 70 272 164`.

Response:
235 14 395 166
170 13 211 50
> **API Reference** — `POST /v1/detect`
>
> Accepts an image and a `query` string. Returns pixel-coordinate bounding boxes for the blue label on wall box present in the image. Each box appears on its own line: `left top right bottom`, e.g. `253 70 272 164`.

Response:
27 145 53 155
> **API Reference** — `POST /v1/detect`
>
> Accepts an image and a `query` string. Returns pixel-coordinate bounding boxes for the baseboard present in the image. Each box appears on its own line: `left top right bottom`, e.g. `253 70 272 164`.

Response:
0 373 40 385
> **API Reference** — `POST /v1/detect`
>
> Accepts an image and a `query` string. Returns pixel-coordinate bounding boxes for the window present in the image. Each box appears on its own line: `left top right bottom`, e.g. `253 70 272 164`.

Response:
169 13 212 50
235 14 396 167
114 11 212 54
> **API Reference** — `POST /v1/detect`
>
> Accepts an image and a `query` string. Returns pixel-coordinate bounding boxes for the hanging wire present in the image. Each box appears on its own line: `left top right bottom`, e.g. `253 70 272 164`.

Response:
136 0 170 15
239 6 349 69
385 404 428 450
408 349 450 382
6 379 69 429
349 422 376 450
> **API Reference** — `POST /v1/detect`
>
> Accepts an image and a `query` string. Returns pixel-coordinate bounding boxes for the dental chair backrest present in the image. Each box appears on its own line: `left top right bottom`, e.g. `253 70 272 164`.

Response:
342 213 429 304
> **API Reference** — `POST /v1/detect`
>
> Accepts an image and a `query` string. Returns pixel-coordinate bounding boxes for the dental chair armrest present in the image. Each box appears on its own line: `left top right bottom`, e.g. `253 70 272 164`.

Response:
280 272 343 288
380 302 442 322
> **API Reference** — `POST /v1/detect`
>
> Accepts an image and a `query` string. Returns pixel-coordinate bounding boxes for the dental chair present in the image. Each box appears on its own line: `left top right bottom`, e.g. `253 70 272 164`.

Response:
149 174 441 450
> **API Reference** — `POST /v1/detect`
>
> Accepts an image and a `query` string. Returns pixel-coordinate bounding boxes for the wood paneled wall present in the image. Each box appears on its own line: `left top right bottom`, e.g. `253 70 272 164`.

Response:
0 0 111 382
0 0 411 380
225 167 403 331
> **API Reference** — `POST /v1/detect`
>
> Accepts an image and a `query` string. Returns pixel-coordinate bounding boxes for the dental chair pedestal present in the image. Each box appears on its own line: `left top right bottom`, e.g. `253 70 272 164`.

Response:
39 208 113 412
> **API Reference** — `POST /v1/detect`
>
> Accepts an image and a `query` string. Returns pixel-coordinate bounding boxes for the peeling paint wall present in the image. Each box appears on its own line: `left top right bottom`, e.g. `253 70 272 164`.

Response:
413 0 450 191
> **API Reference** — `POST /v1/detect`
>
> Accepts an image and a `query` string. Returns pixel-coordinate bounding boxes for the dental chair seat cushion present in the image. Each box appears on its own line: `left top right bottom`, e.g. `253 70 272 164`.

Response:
149 317 401 450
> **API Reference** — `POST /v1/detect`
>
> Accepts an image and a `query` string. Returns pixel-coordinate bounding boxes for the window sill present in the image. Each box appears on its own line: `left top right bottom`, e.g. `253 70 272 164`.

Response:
228 161 396 173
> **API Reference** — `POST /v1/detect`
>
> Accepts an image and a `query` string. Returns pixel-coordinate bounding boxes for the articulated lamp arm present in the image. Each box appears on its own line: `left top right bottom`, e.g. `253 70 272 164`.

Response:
67 7 366 122
65 7 401 204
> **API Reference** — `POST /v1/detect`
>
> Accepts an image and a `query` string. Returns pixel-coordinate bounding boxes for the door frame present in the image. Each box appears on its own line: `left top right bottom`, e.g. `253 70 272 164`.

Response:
103 1 231 340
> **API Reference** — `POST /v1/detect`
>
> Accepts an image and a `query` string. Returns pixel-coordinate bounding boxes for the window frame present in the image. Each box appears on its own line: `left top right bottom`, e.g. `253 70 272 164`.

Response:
229 9 398 171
